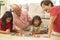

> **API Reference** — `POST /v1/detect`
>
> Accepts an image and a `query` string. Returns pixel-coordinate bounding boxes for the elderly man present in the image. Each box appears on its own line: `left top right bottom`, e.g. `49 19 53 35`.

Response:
11 4 31 35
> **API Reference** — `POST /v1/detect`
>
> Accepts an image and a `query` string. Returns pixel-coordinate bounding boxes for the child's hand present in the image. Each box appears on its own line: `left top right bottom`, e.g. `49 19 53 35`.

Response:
28 32 32 35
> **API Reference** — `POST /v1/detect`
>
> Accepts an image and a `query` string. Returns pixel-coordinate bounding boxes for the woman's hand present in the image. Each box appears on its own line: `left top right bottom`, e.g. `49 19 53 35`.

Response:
43 34 51 38
5 29 10 34
0 29 10 34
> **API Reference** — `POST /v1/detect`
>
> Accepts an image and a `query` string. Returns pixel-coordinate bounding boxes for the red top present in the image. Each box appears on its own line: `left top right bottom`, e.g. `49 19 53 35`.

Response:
0 19 11 31
50 6 60 33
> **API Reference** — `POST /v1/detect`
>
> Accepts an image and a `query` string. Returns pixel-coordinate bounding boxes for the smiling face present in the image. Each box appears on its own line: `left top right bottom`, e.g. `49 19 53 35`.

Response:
41 0 53 13
33 19 41 27
6 17 12 23
41 4 51 13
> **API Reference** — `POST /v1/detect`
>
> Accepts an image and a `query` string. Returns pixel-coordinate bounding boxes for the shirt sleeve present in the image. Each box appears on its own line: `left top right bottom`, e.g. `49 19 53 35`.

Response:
29 26 33 32
50 7 59 17
13 21 21 31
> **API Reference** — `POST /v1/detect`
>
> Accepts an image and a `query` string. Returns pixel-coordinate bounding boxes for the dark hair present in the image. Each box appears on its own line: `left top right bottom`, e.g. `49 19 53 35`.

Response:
32 16 42 26
41 0 53 7
1 11 13 32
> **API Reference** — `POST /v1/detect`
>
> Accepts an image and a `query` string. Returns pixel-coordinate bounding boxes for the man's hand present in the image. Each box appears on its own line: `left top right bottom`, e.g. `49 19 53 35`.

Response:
17 29 24 35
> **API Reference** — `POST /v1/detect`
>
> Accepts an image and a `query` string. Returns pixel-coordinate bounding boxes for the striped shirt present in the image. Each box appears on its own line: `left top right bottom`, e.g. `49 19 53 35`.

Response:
13 9 31 30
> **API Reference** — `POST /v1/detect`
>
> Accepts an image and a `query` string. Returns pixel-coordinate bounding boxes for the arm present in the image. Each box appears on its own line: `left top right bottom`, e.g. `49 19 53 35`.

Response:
27 12 32 24
13 22 24 35
13 21 21 31
0 20 10 34
48 16 57 37
0 29 10 34
29 26 33 34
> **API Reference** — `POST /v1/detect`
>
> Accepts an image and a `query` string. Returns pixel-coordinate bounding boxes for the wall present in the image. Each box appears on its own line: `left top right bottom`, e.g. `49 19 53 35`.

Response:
1 0 60 27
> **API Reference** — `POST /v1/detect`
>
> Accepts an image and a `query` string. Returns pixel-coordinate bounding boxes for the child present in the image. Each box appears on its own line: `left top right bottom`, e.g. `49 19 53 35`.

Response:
0 11 13 34
29 16 44 37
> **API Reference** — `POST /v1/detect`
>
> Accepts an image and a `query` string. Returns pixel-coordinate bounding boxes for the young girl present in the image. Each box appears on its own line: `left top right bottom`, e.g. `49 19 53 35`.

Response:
29 16 44 37
0 11 13 34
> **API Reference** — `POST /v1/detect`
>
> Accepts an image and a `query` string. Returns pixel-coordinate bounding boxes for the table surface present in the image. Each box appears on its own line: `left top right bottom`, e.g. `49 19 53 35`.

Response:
0 34 50 40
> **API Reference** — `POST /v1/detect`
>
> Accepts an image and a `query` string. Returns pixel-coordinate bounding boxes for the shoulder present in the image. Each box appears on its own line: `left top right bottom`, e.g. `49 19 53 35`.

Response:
39 23 44 27
40 22 44 25
50 6 60 16
51 6 60 10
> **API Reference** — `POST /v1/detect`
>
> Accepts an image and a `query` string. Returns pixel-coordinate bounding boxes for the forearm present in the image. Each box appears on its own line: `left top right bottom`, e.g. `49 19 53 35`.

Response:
48 23 53 37
0 29 10 34
48 16 57 37
0 30 10 34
